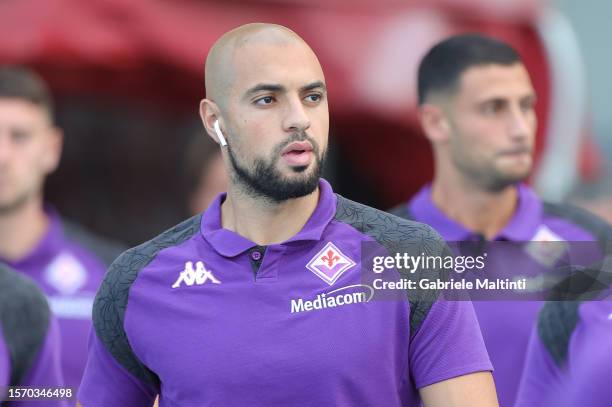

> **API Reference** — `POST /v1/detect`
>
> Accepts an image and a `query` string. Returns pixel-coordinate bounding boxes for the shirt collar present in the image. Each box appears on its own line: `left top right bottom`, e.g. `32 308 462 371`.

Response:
409 183 542 242
1 205 65 268
201 178 337 257
409 185 473 241
498 183 542 241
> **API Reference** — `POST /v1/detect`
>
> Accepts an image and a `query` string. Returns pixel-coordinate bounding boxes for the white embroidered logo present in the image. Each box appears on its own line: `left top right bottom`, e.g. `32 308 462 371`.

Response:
172 261 221 288
525 225 567 267
306 242 356 286
45 252 87 295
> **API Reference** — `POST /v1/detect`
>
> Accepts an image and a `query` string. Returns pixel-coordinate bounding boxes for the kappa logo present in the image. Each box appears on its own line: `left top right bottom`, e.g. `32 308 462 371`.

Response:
172 261 221 289
306 242 356 285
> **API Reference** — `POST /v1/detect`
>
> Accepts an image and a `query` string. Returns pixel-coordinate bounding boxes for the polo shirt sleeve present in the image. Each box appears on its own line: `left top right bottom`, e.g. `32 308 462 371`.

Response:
0 329 9 387
408 299 493 389
0 264 68 406
77 248 159 407
557 343 612 407
78 330 156 406
16 317 70 407
514 327 563 407
19 316 65 386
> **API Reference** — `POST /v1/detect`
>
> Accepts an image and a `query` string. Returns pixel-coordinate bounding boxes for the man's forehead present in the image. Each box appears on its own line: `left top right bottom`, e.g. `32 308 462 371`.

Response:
205 24 323 101
0 98 49 121
459 63 534 96
230 24 302 49
232 42 324 85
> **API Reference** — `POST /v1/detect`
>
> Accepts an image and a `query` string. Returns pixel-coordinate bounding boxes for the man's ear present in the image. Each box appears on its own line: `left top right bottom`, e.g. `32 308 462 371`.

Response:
42 126 63 175
419 103 451 144
199 99 225 146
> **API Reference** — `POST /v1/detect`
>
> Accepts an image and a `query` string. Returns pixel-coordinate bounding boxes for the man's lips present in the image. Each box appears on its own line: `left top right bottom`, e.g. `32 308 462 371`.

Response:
498 147 532 157
281 141 313 155
281 141 314 166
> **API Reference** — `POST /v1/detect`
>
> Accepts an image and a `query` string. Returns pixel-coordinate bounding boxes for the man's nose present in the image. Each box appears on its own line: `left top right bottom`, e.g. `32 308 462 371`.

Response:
507 104 533 140
0 133 13 164
282 96 311 133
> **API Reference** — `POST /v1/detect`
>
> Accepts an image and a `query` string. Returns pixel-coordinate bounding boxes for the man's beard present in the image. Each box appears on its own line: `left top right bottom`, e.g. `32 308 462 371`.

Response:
482 170 528 192
455 159 530 193
0 189 34 216
450 138 531 193
227 131 325 203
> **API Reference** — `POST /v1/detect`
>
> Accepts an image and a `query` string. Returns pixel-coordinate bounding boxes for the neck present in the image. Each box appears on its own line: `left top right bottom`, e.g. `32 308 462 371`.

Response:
221 183 320 246
0 198 49 261
431 173 518 240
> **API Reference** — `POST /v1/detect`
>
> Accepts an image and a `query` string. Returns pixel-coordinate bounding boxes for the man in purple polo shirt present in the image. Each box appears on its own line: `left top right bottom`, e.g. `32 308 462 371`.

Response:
0 67 125 388
0 264 68 406
515 267 612 407
77 24 498 406
389 34 612 407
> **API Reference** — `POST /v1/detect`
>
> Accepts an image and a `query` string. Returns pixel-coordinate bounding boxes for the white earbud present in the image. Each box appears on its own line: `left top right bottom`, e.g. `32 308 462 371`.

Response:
213 120 228 147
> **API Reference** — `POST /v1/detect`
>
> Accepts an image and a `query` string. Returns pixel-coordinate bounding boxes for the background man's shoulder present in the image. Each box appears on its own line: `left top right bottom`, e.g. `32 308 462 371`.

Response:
0 264 52 386
62 219 128 267
334 194 444 248
542 200 612 242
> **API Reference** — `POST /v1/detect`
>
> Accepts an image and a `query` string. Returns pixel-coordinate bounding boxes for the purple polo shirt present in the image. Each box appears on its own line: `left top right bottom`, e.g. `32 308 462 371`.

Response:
0 208 124 388
0 327 9 388
516 300 612 407
18 318 68 403
1 320 68 407
19 318 63 385
79 179 492 407
557 306 612 407
0 264 68 406
395 184 607 407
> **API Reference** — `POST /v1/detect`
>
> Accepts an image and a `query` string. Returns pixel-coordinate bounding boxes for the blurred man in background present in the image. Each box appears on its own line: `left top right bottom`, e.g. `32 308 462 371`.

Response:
78 23 497 407
182 131 228 216
0 67 125 388
516 295 612 406
1 263 68 406
514 258 612 406
390 34 611 407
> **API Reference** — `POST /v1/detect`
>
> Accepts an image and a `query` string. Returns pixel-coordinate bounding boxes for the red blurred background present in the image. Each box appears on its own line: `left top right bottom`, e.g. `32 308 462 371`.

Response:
0 0 598 244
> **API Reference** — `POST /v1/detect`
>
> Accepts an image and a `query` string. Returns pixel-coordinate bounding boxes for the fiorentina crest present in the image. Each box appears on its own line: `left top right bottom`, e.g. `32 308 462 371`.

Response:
306 242 356 285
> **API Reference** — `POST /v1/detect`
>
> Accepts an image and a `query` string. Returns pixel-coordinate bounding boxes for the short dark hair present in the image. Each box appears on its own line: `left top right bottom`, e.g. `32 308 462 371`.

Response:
0 66 54 118
417 34 522 105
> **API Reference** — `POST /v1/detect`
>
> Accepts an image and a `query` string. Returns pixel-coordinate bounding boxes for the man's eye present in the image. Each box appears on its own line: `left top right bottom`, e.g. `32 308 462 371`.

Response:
520 100 535 113
255 96 275 106
305 94 321 103
11 129 31 142
482 101 504 115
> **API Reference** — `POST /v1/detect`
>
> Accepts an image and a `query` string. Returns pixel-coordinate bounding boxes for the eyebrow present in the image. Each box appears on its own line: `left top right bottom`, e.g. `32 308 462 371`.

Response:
477 92 536 105
243 81 327 99
521 94 537 103
301 81 327 93
244 83 285 98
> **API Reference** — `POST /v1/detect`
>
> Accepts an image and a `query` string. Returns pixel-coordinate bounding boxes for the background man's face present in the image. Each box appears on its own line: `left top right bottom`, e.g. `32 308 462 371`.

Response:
445 63 537 191
0 99 61 213
221 39 329 201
